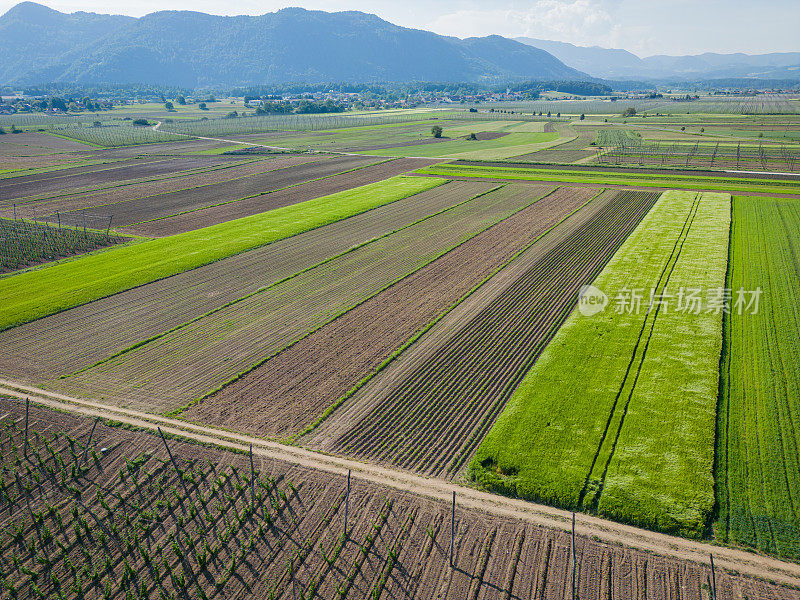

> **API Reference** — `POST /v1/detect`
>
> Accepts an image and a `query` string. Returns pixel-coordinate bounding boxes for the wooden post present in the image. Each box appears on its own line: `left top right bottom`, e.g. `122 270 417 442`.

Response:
82 210 86 233
23 398 29 458
249 444 255 507
450 490 456 568
81 417 99 466
158 427 189 497
57 211 61 229
344 469 351 536
106 215 113 238
12 204 15 221
571 512 577 600
709 554 717 600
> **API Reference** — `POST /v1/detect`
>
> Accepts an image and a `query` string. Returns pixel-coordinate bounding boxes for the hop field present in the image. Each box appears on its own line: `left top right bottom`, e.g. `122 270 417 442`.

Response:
470 190 730 538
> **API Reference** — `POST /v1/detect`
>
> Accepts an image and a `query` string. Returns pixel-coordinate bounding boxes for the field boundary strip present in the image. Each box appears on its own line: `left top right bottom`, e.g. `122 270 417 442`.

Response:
0 380 798 589
0 175 446 331
293 187 605 442
415 164 800 195
123 157 394 228
64 182 506 381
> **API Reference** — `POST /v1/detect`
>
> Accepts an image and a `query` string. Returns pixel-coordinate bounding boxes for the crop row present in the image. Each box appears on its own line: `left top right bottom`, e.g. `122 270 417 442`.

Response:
0 175 444 331
0 179 479 383
471 191 729 539
182 184 572 438
59 182 549 412
0 398 783 599
332 189 660 478
715 196 800 559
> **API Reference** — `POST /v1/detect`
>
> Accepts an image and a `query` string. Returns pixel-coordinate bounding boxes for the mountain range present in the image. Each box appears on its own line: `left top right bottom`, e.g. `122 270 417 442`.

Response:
0 2 588 86
516 38 800 81
1 2 797 88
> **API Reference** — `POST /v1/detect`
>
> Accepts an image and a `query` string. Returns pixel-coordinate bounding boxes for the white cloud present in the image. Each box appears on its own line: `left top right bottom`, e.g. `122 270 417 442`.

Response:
428 0 622 47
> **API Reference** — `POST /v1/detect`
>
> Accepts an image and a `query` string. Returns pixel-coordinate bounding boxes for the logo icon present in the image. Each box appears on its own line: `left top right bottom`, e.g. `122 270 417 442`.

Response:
578 285 608 317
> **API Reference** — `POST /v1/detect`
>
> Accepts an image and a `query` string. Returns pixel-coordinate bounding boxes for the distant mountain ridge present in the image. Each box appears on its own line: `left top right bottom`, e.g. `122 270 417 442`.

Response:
0 2 590 86
516 37 800 80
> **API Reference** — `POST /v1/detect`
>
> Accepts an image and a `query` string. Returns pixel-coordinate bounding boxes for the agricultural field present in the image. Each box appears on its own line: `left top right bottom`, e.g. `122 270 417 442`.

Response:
309 189 659 478
716 196 800 559
0 397 790 600
0 175 443 330
0 216 125 273
469 191 729 537
53 181 557 412
1 97 800 589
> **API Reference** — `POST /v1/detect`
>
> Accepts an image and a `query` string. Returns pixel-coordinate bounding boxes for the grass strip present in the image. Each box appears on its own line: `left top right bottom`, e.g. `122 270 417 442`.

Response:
715 195 800 559
416 163 800 195
0 175 445 331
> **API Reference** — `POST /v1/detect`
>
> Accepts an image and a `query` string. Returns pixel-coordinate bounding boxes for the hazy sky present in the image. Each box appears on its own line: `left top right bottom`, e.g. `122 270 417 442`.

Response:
4 0 799 57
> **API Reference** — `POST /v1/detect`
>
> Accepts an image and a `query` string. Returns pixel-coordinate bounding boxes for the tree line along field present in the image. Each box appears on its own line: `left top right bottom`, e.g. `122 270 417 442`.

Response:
0 397 792 600
469 191 729 538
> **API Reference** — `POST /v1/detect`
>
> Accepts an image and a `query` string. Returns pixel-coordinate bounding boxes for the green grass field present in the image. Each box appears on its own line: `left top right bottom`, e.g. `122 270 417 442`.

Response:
0 176 444 331
716 196 800 559
470 190 730 538
416 163 800 195
362 131 560 159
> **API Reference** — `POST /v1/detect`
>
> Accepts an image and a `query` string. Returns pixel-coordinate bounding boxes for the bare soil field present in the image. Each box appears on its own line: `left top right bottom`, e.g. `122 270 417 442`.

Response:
0 397 792 600
126 157 438 236
51 154 365 229
182 185 598 439
0 156 247 200
57 182 542 412
0 131 96 151
316 190 660 478
87 138 235 157
0 181 489 382
0 156 279 219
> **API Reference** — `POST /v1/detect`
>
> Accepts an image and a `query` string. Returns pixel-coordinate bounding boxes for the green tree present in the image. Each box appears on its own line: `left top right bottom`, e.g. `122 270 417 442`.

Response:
176 95 186 105
164 101 174 111
580 113 585 120
198 102 208 110
431 125 443 138
622 107 636 117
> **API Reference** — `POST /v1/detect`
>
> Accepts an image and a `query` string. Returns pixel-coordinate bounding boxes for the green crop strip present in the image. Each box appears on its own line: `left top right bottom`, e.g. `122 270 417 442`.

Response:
415 163 800 195
0 176 446 331
715 196 800 560
470 190 730 539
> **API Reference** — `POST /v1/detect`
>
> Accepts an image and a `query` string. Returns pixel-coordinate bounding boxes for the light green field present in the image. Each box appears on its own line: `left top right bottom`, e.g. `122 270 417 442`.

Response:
716 196 800 559
416 163 800 195
470 190 730 538
361 132 560 159
0 176 444 331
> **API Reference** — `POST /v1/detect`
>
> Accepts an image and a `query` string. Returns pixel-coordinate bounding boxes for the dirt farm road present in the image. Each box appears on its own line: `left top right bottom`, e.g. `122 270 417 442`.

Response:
1 378 798 589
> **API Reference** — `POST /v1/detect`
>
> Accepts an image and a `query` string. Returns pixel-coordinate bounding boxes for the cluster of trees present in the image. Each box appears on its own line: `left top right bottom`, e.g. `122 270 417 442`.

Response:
250 100 346 115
